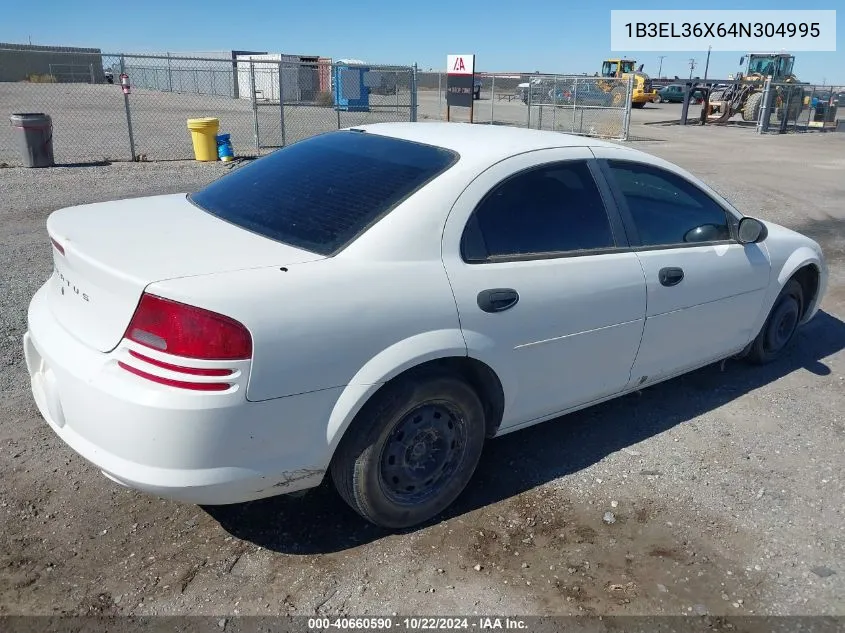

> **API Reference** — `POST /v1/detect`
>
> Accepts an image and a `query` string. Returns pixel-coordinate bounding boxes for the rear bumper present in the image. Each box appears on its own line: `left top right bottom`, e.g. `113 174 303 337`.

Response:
24 283 339 505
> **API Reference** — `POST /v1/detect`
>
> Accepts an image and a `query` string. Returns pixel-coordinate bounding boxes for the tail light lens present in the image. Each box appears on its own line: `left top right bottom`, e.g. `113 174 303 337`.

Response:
123 293 252 360
117 362 232 392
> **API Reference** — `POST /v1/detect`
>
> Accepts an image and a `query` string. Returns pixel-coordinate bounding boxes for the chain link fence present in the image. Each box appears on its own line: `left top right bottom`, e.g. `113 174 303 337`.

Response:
0 49 418 165
694 79 843 134
756 82 843 134
415 72 633 140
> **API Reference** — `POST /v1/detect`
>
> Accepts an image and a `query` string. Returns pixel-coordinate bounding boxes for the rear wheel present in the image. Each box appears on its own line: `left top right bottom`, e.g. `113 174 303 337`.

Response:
745 279 804 365
330 372 486 529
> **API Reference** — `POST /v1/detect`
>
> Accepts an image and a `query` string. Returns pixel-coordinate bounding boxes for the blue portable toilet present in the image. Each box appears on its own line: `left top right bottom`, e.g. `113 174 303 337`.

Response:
333 60 370 112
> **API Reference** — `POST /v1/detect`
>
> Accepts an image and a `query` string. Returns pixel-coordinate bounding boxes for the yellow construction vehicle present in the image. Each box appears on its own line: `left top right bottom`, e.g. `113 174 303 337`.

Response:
599 59 658 108
705 52 805 124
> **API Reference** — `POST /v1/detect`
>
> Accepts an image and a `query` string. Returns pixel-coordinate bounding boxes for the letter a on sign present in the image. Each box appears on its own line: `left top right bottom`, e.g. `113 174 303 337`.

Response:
447 54 475 76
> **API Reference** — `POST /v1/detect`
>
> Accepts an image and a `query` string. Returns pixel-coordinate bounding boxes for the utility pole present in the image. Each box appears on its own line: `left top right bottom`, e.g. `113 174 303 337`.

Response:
657 55 666 78
688 58 697 79
703 46 711 81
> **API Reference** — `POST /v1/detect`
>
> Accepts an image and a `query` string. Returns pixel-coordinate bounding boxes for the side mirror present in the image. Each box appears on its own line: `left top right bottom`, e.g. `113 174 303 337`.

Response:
684 223 726 243
737 217 767 244
739 56 745 66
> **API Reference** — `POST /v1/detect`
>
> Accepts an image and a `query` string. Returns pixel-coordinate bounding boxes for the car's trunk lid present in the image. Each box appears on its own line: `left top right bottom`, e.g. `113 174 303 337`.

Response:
45 193 324 352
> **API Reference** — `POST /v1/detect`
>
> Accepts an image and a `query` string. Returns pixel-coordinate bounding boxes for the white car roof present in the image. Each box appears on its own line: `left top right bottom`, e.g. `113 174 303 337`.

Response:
351 122 632 169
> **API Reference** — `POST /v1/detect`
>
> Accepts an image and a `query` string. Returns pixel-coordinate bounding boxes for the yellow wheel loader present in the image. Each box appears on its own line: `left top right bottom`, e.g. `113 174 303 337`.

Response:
599 59 658 108
705 53 805 124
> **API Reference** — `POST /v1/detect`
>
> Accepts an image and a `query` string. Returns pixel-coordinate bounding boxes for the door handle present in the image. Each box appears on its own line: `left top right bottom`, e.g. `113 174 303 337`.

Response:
477 288 519 313
658 267 684 287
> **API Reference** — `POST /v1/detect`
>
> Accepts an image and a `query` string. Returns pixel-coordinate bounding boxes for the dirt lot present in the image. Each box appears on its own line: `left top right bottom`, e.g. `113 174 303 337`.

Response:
0 82 692 166
0 84 415 164
1 123 843 620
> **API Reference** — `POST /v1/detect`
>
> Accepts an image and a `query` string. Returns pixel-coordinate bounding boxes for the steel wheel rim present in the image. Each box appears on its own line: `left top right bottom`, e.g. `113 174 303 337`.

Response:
764 295 799 354
378 402 468 506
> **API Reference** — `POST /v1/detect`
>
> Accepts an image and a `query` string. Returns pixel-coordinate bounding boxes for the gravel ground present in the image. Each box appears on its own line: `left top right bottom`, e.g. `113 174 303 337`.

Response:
0 83 688 166
1 125 843 619
0 84 414 164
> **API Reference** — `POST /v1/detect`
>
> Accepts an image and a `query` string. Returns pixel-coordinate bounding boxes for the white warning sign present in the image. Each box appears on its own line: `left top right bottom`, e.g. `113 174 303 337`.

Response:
447 54 475 76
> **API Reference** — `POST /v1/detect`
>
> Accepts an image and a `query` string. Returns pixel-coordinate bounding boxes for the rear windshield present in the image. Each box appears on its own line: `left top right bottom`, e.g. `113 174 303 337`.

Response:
190 130 458 256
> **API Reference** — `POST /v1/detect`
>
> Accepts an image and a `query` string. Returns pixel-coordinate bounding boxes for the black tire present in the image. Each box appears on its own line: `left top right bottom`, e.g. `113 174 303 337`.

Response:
745 279 804 365
330 372 486 529
742 92 763 122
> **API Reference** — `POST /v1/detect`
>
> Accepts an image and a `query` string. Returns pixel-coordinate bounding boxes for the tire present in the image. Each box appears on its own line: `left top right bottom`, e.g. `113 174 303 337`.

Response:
655 95 663 103
330 372 486 529
742 92 763 122
745 279 804 365
632 101 645 109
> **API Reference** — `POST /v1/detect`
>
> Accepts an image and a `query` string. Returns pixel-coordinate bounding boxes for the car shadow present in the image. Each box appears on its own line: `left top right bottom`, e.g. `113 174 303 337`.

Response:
204 309 845 554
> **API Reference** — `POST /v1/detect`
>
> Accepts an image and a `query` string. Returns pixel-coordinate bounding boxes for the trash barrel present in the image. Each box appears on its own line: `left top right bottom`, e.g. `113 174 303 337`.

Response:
10 113 54 168
186 117 220 161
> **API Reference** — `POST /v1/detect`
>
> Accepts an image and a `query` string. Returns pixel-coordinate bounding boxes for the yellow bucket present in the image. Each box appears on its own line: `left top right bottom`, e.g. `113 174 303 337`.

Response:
186 117 220 161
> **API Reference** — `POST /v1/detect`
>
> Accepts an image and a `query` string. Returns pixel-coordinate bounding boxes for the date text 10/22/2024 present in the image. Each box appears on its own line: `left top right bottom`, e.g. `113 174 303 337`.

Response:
307 617 529 631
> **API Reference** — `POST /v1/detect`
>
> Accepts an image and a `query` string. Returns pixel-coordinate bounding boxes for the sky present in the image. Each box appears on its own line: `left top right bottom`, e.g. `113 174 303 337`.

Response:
1 0 842 84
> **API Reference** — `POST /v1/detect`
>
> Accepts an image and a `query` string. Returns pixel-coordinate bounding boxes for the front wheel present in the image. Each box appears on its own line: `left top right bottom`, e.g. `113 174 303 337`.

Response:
745 279 804 365
330 372 486 529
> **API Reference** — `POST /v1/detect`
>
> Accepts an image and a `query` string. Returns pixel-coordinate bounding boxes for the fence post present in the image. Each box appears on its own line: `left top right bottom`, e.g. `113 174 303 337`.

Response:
803 85 815 131
167 52 173 92
278 62 287 146
621 75 633 140
89 64 94 84
411 63 418 122
119 56 137 161
538 90 543 130
438 72 442 119
758 78 772 134
571 78 578 132
490 74 495 124
249 61 260 151
778 84 791 134
552 76 558 131
526 78 532 128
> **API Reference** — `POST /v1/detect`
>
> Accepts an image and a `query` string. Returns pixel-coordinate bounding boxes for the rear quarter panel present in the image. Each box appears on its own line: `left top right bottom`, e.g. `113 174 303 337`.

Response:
147 258 465 403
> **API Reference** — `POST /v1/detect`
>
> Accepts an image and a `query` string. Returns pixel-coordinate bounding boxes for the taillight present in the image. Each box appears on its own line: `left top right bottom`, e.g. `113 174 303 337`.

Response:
123 293 252 360
127 349 233 376
117 361 231 392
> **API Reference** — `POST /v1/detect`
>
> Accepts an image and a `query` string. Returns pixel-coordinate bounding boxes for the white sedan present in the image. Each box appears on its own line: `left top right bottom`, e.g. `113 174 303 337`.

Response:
24 122 827 529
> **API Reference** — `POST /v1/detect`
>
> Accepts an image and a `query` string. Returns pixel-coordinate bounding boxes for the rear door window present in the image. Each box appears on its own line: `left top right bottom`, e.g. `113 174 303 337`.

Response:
190 130 458 256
